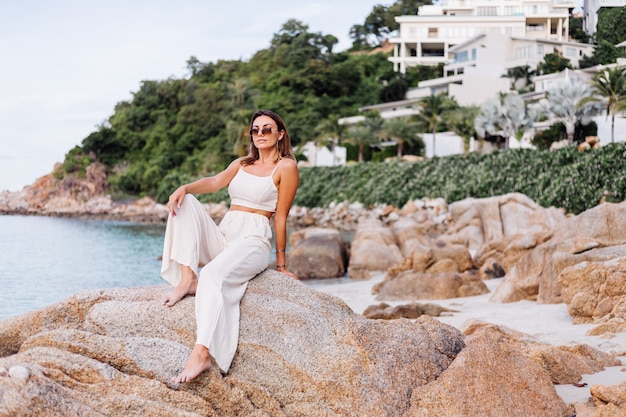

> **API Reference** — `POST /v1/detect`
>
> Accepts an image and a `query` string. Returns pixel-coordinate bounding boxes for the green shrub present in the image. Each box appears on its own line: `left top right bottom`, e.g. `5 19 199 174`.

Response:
294 143 626 215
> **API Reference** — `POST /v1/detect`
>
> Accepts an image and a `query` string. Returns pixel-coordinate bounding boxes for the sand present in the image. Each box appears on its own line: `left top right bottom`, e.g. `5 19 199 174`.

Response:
305 274 626 406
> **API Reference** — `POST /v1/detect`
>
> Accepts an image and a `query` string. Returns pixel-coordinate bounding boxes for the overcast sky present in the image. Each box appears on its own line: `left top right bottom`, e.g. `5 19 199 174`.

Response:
0 0 386 192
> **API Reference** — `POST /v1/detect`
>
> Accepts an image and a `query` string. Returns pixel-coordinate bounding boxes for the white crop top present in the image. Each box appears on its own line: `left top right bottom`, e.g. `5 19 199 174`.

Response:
228 161 281 212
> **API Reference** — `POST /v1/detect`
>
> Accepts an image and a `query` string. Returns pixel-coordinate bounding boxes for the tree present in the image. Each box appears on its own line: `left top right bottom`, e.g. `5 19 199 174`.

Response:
415 93 457 156
270 19 338 68
475 93 533 149
506 65 535 91
224 78 256 156
537 51 572 75
538 79 604 144
589 67 626 143
446 106 480 155
406 64 444 88
383 116 422 158
344 124 378 162
81 123 127 166
596 7 626 46
349 0 427 49
361 111 385 138
314 116 345 165
579 40 625 68
569 15 590 44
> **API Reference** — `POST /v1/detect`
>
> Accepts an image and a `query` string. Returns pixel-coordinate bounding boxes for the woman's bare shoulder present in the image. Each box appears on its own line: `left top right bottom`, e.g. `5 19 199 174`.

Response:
279 158 298 171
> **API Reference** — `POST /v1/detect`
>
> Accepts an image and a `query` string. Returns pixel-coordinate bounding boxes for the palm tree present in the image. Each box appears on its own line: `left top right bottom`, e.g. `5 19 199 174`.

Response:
360 110 385 139
415 93 457 157
224 78 256 155
499 93 533 148
474 93 533 149
590 67 626 143
382 116 422 158
505 65 535 91
447 105 480 155
540 79 604 144
344 124 378 162
314 116 344 166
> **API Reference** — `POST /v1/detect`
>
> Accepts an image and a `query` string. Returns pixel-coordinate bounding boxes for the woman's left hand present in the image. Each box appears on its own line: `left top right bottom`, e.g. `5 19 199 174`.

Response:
278 267 299 280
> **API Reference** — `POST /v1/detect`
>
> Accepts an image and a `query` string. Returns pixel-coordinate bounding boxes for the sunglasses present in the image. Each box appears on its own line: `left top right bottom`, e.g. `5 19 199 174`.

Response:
249 127 275 136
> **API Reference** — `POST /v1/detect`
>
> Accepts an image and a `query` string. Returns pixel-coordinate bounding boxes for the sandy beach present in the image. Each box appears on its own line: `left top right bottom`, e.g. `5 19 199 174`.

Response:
308 273 626 406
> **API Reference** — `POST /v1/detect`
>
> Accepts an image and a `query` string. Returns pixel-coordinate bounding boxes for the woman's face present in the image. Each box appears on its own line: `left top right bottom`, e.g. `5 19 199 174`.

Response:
250 115 283 150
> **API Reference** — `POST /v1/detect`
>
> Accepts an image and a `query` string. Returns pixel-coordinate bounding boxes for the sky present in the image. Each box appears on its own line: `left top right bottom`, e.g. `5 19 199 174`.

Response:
0 0 386 192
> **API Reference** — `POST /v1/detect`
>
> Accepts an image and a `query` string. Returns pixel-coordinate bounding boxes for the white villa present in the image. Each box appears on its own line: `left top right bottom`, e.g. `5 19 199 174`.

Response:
524 59 626 144
417 31 595 106
388 0 576 73
333 1 625 159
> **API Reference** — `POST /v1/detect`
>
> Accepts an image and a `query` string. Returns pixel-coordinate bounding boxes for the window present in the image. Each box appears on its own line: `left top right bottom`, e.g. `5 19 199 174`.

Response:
516 46 533 60
477 6 498 16
504 6 520 15
428 27 438 38
455 50 469 63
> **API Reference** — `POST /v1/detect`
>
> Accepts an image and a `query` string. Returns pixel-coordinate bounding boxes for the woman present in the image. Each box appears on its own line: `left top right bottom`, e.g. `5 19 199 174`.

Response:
160 109 299 384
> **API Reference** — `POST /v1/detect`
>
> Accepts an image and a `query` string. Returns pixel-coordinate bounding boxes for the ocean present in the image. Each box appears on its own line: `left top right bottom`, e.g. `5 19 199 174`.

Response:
0 214 349 322
0 214 166 321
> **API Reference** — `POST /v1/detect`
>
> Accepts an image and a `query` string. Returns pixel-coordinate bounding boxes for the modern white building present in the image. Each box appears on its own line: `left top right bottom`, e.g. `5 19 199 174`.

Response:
416 31 595 106
389 0 576 73
582 0 626 35
523 59 626 144
300 141 347 166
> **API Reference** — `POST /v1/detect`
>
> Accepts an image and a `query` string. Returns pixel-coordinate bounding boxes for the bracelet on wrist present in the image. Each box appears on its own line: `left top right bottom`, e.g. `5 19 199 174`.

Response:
275 249 285 253
276 264 286 269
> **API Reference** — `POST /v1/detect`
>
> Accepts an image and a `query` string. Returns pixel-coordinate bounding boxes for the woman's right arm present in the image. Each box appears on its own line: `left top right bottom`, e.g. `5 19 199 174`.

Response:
167 159 241 216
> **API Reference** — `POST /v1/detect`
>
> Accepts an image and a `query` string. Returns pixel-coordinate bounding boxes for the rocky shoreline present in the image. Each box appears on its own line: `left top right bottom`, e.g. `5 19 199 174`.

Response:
3 166 626 415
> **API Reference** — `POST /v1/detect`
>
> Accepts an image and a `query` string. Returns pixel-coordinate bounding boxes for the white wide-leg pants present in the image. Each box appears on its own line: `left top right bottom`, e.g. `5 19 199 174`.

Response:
161 194 271 372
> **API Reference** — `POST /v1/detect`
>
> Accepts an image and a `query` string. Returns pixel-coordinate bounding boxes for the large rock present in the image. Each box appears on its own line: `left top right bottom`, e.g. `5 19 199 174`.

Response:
408 320 620 417
374 270 489 301
559 257 626 334
491 202 626 303
347 219 403 279
462 320 621 384
444 193 566 255
0 271 465 416
287 227 349 279
405 325 572 417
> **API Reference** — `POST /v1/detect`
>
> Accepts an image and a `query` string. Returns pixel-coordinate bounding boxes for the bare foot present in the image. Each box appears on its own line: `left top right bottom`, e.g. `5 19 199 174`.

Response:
163 266 197 307
171 344 212 384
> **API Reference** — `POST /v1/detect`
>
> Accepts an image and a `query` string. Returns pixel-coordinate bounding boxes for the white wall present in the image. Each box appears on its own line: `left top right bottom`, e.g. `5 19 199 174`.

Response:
448 67 512 106
592 114 626 145
301 141 347 166
421 131 465 158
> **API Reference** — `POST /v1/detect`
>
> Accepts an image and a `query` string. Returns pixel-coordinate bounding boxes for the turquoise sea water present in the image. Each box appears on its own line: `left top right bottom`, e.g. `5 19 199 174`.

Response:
0 215 166 321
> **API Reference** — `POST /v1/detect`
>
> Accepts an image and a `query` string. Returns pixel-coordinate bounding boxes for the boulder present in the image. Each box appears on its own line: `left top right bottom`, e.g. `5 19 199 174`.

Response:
463 320 621 384
362 302 457 320
444 193 566 255
406 321 620 417
405 325 571 417
287 227 348 279
491 202 626 303
374 270 489 301
347 219 402 279
0 271 465 417
559 257 626 334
